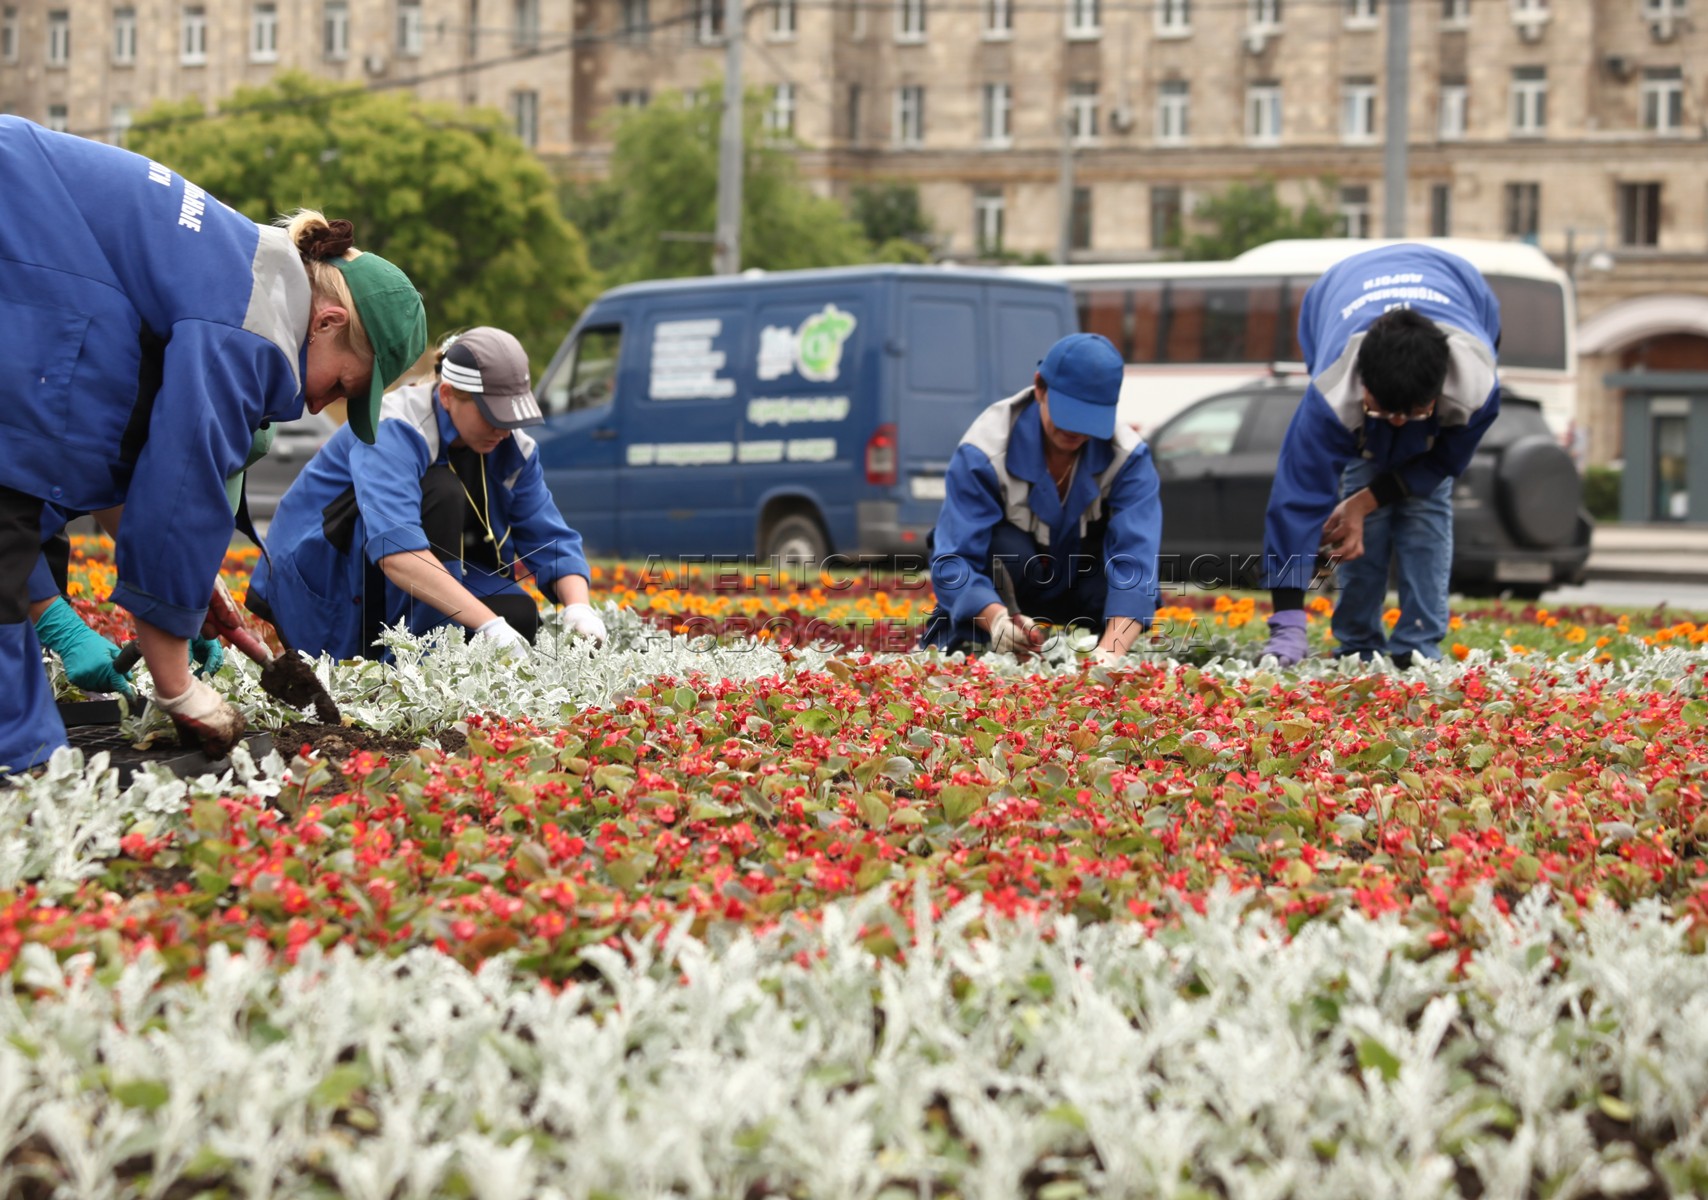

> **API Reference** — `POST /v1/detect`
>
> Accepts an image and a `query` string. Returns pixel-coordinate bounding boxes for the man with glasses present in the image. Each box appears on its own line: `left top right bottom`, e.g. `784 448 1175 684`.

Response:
1258 244 1502 668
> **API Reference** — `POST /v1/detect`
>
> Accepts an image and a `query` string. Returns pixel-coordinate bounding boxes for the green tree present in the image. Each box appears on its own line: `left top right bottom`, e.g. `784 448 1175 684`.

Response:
1176 179 1340 261
130 72 595 372
850 182 934 253
565 86 871 282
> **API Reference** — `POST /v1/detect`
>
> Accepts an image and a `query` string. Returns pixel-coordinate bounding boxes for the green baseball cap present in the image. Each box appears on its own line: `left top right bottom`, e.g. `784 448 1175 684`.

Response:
330 252 427 444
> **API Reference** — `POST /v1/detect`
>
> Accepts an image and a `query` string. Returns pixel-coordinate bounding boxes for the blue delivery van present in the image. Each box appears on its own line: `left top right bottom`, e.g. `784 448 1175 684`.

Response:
530 265 1077 560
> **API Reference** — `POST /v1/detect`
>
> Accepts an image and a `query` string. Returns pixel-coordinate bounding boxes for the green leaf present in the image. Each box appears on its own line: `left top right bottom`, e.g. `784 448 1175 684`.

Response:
1467 744 1497 770
856 793 891 828
311 1064 367 1109
112 1079 170 1111
1597 1094 1635 1123
880 756 917 784
591 764 635 799
1356 1037 1403 1083
672 685 698 711
939 785 987 824
796 707 840 735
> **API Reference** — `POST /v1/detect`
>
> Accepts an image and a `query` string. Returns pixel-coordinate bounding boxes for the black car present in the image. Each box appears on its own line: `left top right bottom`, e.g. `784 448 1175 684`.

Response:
1148 379 1593 597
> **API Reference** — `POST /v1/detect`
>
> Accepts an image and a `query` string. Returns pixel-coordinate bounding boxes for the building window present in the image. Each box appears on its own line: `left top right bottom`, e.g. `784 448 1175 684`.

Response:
1344 0 1378 25
1 7 16 63
111 103 132 146
324 0 349 57
1150 185 1183 249
1067 81 1099 143
770 0 797 37
1156 79 1189 143
851 0 866 38
620 0 648 40
981 82 1011 146
1249 0 1281 27
47 10 70 67
1442 0 1469 27
765 82 795 137
1438 80 1466 139
47 104 69 132
975 189 1005 256
894 85 924 145
513 89 538 146
1246 83 1281 144
181 5 207 64
1429 182 1451 236
1066 0 1099 38
1618 181 1662 247
615 88 650 108
694 0 723 43
251 2 278 61
1070 185 1092 251
896 0 925 40
397 0 423 56
1156 0 1190 35
513 0 539 48
1342 77 1377 141
1511 0 1545 11
113 7 137 64
983 0 1011 38
1510 66 1546 136
1339 185 1371 237
1641 67 1684 135
847 83 862 142
1504 181 1540 240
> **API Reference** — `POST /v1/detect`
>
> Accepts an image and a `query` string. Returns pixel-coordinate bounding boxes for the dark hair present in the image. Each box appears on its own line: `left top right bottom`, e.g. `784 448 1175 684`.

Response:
1355 309 1450 414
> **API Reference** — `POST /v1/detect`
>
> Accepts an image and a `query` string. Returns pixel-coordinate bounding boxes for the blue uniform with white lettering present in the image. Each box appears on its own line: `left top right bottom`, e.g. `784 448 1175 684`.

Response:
1263 245 1502 593
0 117 310 771
922 390 1161 649
249 384 590 660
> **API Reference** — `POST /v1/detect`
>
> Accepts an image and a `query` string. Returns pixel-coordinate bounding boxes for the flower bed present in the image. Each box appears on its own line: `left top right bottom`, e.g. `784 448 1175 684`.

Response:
6 543 1708 1196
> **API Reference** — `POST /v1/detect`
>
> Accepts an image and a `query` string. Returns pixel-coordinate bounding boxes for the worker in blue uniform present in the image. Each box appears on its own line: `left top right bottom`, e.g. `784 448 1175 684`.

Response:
0 117 426 770
921 332 1162 665
1258 244 1502 668
248 327 604 660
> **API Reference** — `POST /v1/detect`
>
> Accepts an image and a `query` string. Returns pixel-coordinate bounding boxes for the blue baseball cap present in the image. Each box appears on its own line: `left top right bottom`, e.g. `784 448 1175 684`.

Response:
1037 333 1124 439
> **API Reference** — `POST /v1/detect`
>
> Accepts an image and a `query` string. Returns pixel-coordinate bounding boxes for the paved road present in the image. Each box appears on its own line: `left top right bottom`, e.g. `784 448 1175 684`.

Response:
1537 580 1708 612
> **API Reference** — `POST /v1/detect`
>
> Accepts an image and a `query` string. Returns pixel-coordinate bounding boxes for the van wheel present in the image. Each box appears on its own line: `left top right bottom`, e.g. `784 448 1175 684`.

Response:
764 514 830 566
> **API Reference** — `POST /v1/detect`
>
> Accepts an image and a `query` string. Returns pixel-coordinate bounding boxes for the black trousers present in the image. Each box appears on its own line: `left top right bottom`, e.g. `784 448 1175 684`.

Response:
0 486 45 625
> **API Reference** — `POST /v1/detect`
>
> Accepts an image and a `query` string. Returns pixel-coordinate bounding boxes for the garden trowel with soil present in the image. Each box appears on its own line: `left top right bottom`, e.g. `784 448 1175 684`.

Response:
203 578 342 724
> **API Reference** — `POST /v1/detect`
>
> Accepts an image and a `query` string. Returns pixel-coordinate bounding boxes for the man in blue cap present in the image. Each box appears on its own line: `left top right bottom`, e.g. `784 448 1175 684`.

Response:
921 332 1162 665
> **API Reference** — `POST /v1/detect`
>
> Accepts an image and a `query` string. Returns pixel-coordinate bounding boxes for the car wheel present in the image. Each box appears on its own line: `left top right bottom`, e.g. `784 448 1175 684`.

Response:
1498 436 1581 547
764 513 830 566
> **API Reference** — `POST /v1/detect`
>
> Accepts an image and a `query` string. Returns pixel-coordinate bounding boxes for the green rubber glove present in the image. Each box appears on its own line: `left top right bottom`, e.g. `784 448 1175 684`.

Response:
189 635 225 677
34 597 137 698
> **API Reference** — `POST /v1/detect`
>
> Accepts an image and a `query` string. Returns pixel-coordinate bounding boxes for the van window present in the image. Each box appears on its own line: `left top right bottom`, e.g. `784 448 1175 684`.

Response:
1485 275 1567 371
541 325 623 415
996 300 1070 388
907 299 978 393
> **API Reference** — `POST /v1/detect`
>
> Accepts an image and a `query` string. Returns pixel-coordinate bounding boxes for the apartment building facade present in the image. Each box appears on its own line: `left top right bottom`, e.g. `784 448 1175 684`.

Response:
3 0 1707 478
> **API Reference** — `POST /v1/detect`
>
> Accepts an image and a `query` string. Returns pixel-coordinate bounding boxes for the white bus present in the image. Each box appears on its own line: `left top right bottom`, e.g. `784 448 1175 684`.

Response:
1007 237 1576 436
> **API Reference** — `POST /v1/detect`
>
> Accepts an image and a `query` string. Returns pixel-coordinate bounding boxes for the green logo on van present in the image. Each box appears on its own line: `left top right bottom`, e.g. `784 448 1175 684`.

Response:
797 305 856 382
760 305 857 383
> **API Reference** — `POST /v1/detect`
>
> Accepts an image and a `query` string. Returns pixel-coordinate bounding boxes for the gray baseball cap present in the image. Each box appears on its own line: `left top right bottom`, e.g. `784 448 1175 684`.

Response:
439 327 543 429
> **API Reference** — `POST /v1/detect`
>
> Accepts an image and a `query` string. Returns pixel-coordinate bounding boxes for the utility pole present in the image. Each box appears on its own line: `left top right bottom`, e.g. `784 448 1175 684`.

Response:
713 0 745 275
1382 0 1410 238
1055 111 1075 265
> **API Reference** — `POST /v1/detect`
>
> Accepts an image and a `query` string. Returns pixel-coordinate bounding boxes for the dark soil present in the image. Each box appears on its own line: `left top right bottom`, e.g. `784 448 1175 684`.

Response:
61 720 466 789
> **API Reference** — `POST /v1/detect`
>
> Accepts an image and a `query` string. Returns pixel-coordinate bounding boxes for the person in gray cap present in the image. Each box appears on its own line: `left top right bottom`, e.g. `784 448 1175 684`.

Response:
247 327 604 660
919 332 1162 666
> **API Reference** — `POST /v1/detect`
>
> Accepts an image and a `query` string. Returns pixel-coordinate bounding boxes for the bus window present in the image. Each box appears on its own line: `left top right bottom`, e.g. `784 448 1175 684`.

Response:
1161 281 1285 363
1079 288 1128 360
1486 275 1567 370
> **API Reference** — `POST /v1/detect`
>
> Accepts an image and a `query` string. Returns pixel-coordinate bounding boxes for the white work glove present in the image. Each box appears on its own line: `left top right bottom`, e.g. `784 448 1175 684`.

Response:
472 616 530 655
562 602 608 646
154 677 246 759
988 610 1044 657
1088 646 1126 670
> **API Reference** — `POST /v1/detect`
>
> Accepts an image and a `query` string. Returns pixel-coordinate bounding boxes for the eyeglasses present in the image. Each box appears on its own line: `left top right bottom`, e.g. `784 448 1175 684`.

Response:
1362 396 1439 426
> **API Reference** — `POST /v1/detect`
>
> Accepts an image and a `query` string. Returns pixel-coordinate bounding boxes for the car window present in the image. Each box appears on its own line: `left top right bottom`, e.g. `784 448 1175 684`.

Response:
541 325 623 415
1152 394 1252 461
1241 390 1304 452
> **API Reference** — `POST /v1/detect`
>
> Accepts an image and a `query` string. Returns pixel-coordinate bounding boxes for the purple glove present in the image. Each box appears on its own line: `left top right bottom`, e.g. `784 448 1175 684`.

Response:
1259 609 1309 666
